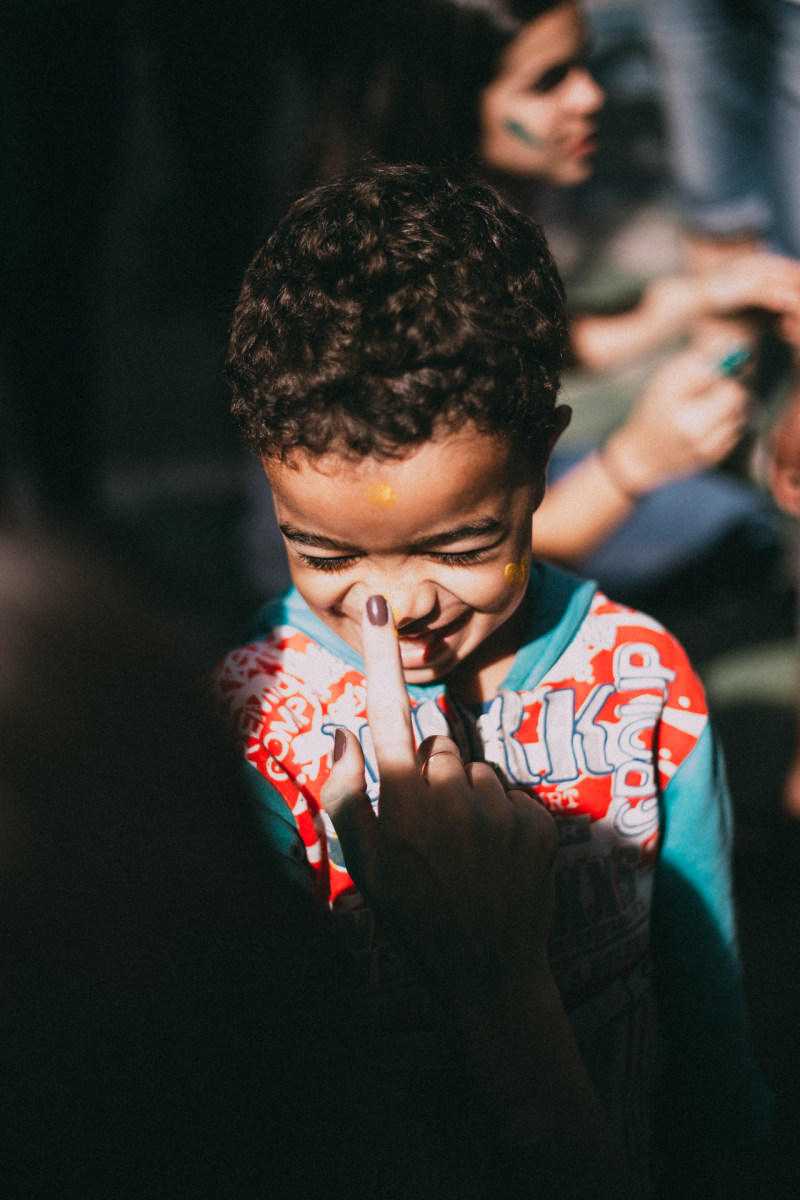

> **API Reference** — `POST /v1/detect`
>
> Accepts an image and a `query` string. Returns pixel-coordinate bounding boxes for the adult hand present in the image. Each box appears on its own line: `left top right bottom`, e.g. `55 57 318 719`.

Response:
320 593 557 1006
570 251 800 373
697 251 800 330
320 596 631 1194
601 343 752 497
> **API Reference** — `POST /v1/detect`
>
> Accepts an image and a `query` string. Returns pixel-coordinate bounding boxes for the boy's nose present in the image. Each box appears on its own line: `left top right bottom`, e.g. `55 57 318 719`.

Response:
381 577 438 630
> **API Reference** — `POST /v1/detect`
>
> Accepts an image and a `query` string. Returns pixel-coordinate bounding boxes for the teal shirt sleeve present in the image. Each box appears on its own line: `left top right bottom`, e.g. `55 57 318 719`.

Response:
651 723 773 1155
242 763 315 894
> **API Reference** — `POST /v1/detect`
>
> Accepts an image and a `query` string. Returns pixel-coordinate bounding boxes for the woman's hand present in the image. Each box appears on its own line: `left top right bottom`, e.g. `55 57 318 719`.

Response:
320 596 631 1193
571 252 800 372
601 343 752 495
696 252 800 333
320 594 557 1003
533 344 752 565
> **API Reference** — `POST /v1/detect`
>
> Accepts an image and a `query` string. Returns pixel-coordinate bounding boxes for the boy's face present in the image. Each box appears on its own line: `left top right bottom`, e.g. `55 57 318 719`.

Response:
479 2 604 186
266 418 566 686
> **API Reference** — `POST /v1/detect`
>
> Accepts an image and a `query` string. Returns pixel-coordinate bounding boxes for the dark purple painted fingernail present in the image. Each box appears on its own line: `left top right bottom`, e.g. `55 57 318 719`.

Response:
333 728 347 762
366 594 389 626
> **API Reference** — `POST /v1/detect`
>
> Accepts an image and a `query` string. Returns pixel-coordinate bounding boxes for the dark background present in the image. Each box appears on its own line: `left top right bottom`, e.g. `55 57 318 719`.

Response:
2 3 798 1193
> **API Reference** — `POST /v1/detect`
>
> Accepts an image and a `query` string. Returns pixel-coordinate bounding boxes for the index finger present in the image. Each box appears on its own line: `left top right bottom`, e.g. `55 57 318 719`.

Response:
361 594 417 776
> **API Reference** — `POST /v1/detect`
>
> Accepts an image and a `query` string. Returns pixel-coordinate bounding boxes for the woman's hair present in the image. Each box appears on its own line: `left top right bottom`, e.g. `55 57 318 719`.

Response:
293 0 564 189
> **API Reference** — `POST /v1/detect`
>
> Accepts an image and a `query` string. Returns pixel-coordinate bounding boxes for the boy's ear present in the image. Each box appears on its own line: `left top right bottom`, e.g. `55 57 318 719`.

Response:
530 405 572 511
548 404 572 456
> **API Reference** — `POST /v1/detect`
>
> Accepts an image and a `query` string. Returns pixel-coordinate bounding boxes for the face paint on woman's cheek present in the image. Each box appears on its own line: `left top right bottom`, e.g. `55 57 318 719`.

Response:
503 548 529 588
366 481 396 509
504 119 547 148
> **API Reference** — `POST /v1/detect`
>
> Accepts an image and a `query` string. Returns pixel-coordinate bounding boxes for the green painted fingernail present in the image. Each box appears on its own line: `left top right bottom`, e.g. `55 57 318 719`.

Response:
717 347 751 377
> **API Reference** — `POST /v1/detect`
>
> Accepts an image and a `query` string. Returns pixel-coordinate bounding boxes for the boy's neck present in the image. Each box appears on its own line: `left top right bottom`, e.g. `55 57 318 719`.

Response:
445 595 530 705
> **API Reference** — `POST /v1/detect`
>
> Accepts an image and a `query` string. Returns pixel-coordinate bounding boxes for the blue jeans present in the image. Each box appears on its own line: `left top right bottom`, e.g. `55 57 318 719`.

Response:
548 445 780 607
644 0 800 258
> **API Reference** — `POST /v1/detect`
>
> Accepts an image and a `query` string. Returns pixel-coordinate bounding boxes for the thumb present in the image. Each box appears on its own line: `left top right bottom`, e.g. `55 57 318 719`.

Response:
320 728 378 896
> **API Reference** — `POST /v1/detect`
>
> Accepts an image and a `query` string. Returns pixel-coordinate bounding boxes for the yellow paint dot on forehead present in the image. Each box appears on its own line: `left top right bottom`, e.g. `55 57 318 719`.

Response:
366 481 396 509
504 548 529 589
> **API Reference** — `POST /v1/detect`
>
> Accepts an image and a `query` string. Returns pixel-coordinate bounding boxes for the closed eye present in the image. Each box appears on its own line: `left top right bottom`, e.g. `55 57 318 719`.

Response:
296 552 360 573
532 55 588 94
296 543 501 572
532 62 572 93
428 547 495 566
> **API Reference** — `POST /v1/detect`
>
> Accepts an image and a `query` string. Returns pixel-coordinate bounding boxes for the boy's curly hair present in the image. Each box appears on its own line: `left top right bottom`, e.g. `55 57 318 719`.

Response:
227 161 568 463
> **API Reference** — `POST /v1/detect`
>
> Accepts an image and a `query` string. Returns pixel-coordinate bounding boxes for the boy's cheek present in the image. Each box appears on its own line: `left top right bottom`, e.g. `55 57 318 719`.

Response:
455 564 531 617
290 570 345 610
289 570 368 636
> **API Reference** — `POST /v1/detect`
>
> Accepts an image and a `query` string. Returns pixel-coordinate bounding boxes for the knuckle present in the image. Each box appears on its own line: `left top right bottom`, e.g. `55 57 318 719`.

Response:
464 761 503 790
418 733 458 756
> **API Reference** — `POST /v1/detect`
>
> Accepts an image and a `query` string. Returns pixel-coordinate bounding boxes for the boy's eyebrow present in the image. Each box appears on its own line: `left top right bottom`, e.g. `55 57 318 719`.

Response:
279 518 506 552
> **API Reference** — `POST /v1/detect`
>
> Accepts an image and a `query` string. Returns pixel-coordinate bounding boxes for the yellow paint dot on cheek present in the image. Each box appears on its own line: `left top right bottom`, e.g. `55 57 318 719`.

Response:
366 481 396 509
503 549 529 588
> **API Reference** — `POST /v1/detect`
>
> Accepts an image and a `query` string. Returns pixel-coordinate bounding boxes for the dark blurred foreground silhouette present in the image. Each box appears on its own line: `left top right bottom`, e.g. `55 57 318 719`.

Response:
0 525 367 1198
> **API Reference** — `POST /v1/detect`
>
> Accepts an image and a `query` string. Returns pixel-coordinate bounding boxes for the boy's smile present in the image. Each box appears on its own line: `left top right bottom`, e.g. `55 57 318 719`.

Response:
265 423 562 695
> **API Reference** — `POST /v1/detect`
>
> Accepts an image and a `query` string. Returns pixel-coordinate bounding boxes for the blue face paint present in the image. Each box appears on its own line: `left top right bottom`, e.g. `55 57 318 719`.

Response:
504 118 546 148
717 347 752 378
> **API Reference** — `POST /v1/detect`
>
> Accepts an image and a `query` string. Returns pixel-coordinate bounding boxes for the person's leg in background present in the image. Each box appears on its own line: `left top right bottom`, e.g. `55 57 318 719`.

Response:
768 0 800 263
644 0 770 345
646 0 800 819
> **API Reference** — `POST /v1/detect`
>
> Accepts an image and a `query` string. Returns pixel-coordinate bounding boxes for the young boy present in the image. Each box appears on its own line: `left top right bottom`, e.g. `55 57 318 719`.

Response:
211 161 771 1188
